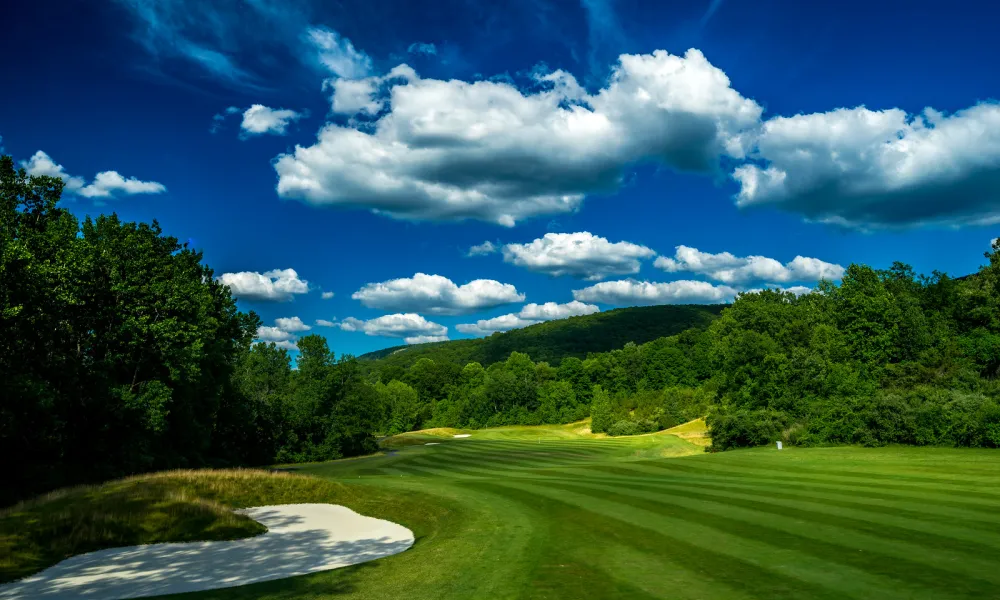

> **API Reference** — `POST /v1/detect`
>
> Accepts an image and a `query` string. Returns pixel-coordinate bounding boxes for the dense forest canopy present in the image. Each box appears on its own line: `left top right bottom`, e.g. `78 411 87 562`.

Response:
357 304 725 368
3 152 999 506
0 157 380 504
361 249 1000 447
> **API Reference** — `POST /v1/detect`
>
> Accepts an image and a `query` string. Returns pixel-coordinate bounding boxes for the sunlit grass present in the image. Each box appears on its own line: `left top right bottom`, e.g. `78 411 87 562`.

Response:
7 424 1000 600
0 469 445 586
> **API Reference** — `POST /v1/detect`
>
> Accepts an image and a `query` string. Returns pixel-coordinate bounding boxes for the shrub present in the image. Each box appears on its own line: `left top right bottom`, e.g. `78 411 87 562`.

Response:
607 420 639 437
707 407 787 450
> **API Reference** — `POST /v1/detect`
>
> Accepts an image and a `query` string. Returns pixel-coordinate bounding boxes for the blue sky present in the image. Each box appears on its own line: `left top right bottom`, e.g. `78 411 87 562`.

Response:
2 0 999 357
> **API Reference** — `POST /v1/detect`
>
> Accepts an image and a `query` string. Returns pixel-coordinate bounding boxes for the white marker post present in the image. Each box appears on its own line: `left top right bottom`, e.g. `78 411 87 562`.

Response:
776 441 783 450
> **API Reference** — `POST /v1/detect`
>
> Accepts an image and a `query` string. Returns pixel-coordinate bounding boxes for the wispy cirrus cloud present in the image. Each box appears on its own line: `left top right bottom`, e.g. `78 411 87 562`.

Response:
114 0 366 89
407 42 437 56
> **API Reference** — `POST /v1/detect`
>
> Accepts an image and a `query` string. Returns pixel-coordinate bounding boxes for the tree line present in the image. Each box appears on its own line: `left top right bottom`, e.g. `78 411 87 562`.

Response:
4 153 999 503
0 157 381 505
362 253 1000 450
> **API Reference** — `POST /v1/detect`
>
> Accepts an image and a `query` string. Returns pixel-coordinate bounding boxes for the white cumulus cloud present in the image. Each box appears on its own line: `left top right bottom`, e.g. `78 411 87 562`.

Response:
20 151 165 199
240 104 305 136
273 48 761 226
339 313 448 344
315 319 337 327
733 103 1000 228
321 291 335 299
256 325 295 343
218 268 309 302
20 151 85 191
274 316 311 332
654 245 844 284
327 64 418 116
573 279 736 306
352 273 524 315
503 232 656 280
78 171 166 198
255 315 307 350
456 300 600 336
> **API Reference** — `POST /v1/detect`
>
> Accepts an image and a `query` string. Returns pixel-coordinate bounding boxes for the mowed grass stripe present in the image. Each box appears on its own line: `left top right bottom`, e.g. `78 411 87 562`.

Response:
537 477 1000 589
716 450 1000 486
398 447 581 472
573 540 759 600
292 429 1000 600
389 442 629 475
637 460 1000 511
512 478 993 599
472 481 926 600
575 462 1000 523
470 482 845 600
425 443 610 466
433 445 607 466
406 446 614 473
564 465 1000 530
641 458 1000 501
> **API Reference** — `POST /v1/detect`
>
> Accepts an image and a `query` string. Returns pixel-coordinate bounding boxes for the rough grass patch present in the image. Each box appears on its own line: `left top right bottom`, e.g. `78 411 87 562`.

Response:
0 469 348 584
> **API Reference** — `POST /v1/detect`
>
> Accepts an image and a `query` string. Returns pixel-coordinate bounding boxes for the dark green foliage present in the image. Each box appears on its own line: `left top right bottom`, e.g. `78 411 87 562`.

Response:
589 386 614 433
5 149 999 508
704 249 1000 450
353 241 1000 449
359 304 725 368
0 156 383 505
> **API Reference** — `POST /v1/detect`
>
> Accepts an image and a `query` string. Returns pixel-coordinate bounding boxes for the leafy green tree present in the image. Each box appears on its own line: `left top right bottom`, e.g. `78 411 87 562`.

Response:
378 380 421 435
836 265 901 365
537 380 576 424
590 385 614 433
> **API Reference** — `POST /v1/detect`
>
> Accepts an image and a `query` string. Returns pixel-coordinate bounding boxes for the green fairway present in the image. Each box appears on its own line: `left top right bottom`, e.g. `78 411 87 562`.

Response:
7 424 1000 599
153 424 1000 600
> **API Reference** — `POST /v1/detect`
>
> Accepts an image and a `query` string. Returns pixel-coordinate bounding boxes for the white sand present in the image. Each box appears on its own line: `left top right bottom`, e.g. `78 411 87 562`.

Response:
0 504 414 600
453 434 471 438
424 442 440 445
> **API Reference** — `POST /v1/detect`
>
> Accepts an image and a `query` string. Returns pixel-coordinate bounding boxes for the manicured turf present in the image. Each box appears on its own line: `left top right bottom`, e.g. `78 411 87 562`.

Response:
8 423 1000 599
173 423 1000 600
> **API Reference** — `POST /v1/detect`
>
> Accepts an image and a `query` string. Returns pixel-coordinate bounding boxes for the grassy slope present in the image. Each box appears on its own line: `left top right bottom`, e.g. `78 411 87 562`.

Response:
0 470 453 586
358 304 726 368
199 427 1000 600
8 426 1000 599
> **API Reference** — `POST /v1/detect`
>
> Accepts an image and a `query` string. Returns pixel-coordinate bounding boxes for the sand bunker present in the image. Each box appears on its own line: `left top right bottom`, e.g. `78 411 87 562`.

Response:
0 504 414 600
453 434 471 438
425 442 440 445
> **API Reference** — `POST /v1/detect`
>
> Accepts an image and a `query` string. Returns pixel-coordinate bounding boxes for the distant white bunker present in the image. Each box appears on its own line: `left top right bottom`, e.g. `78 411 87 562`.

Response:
453 434 471 438
0 504 414 600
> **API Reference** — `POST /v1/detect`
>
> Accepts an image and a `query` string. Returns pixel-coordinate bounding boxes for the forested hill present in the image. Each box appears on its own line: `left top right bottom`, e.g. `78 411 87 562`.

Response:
359 304 726 368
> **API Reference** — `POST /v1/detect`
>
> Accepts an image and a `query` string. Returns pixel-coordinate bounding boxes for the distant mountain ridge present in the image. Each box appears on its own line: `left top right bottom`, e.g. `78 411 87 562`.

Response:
358 304 727 368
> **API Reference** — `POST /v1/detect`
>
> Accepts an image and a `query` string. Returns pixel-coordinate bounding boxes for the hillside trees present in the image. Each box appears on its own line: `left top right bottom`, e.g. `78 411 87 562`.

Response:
705 252 1000 450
